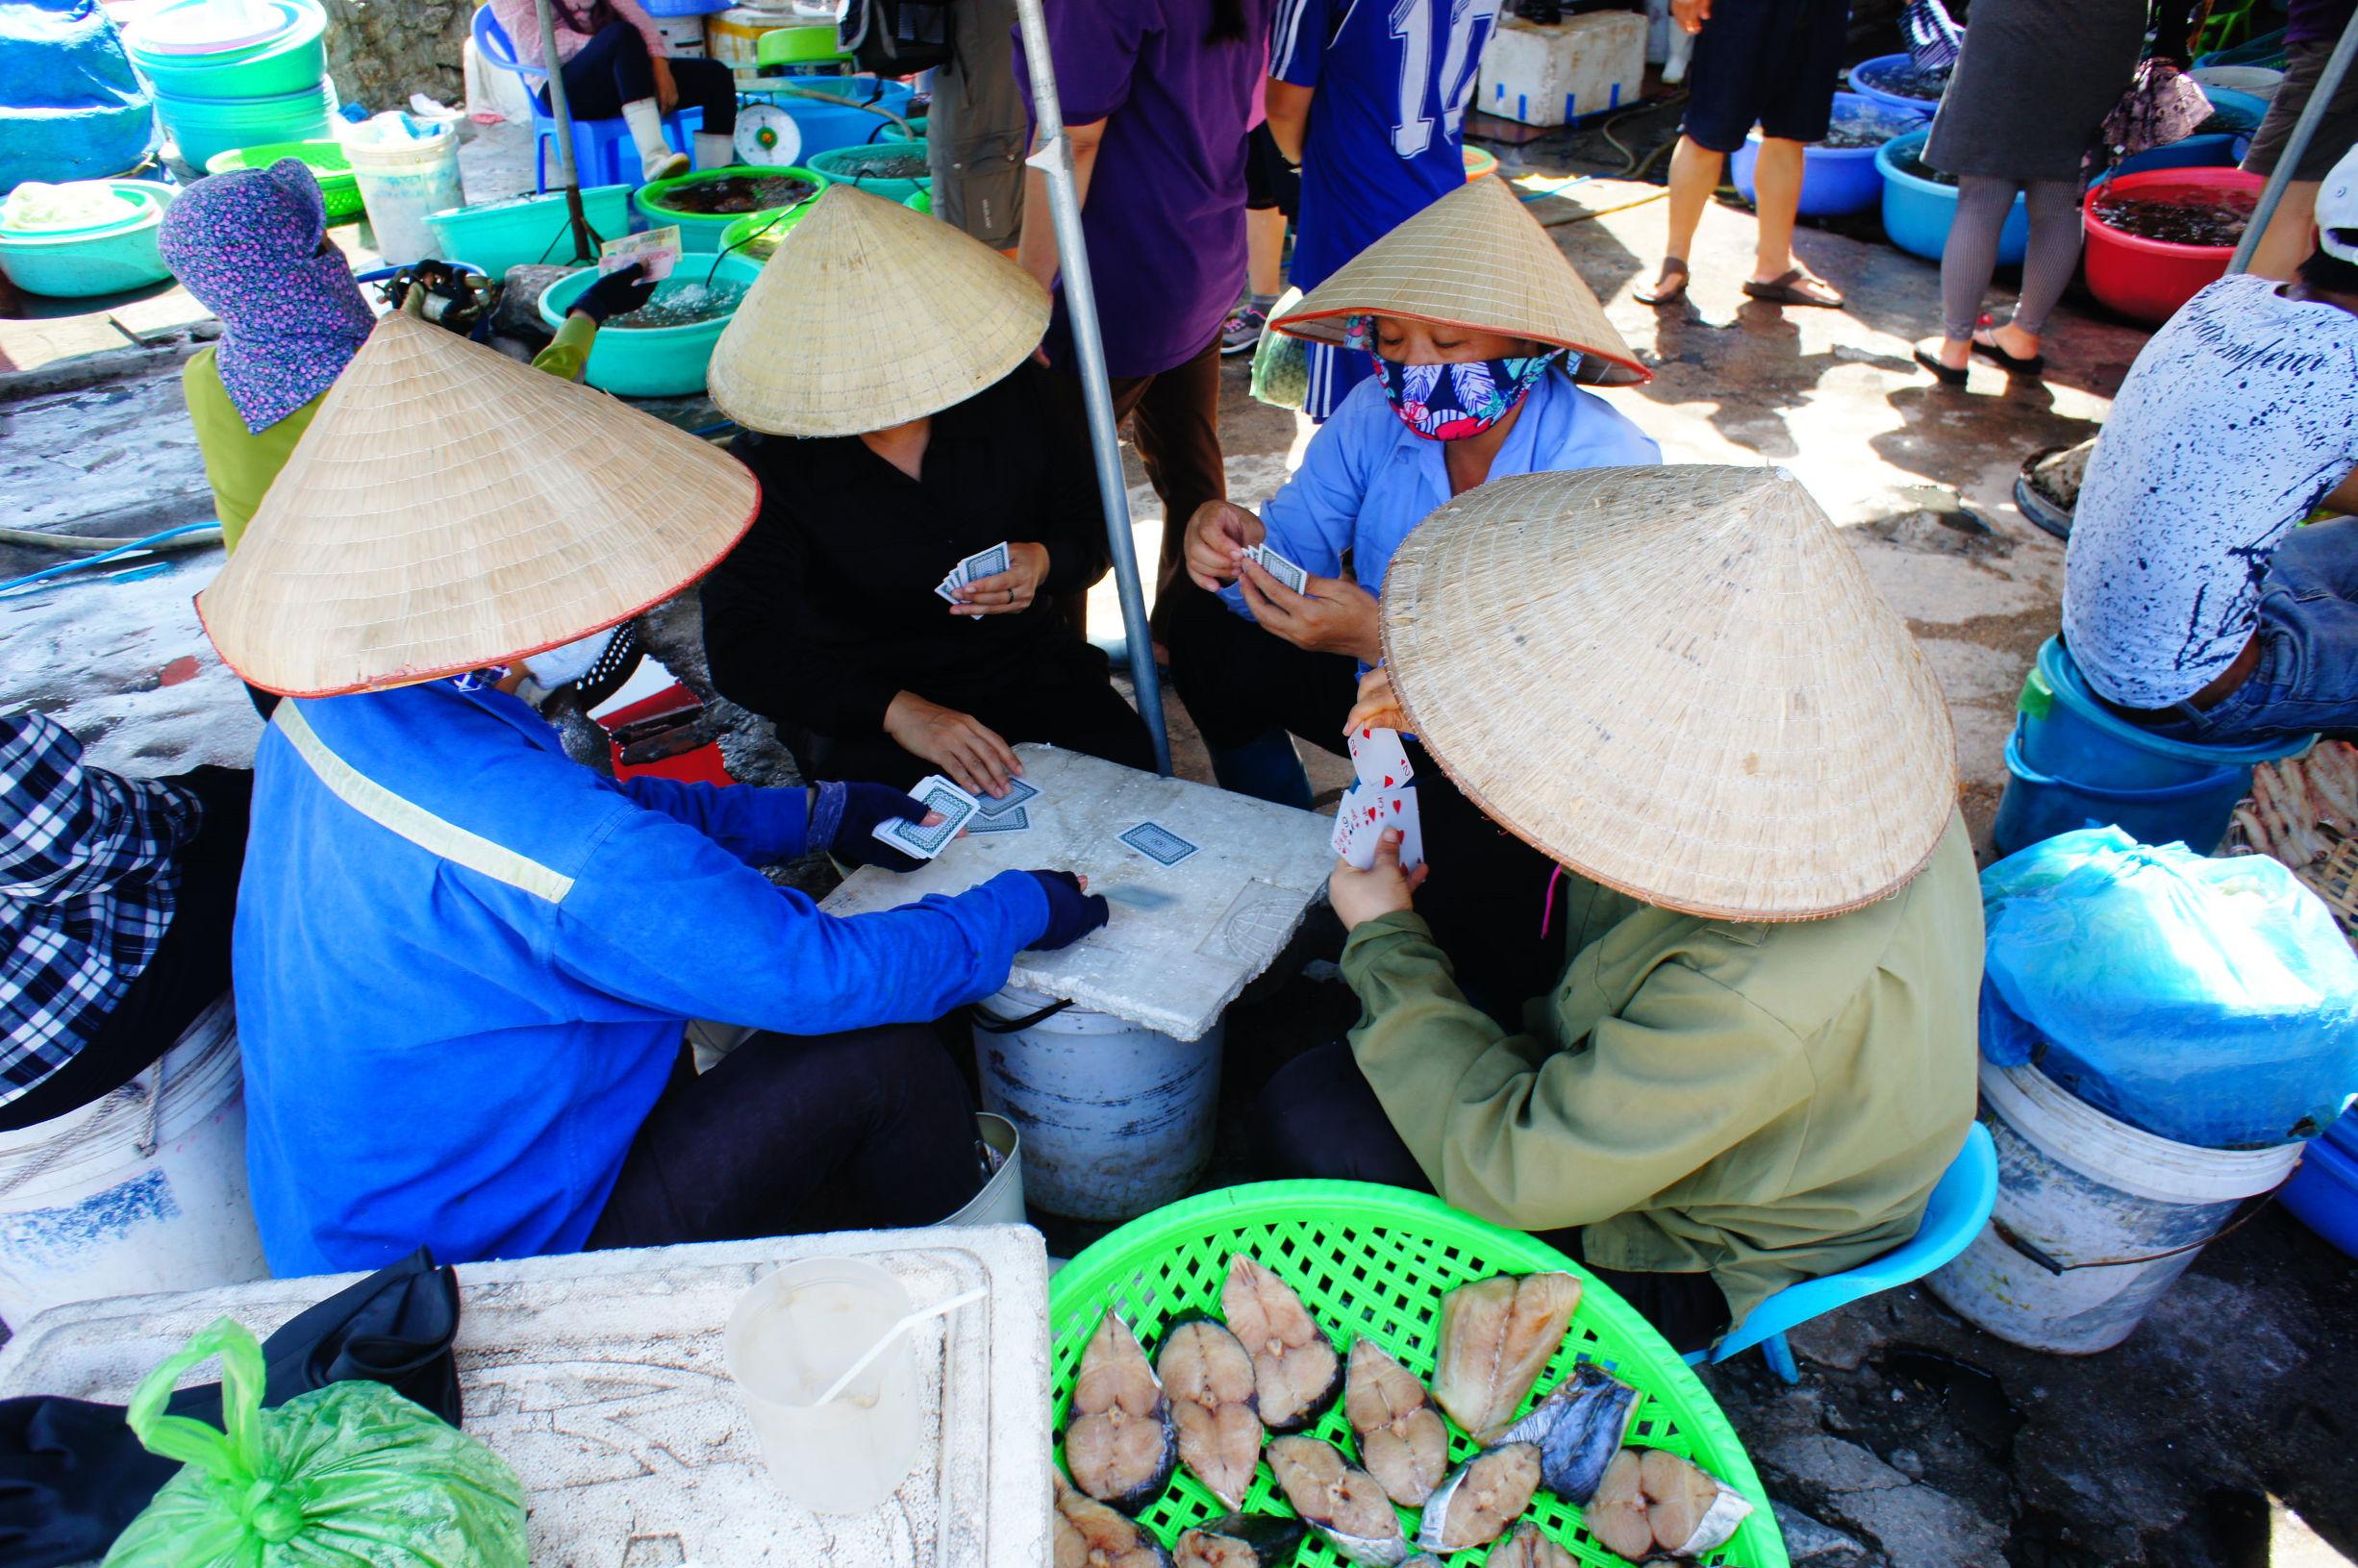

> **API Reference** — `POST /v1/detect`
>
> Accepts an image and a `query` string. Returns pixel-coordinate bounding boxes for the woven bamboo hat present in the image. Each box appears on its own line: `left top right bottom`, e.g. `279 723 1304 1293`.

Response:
1380 465 1957 920
197 311 758 696
1271 176 1647 386
709 183 1051 436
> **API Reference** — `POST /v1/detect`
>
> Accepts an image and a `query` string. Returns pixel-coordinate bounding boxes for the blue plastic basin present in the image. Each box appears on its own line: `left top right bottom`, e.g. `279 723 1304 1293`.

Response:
741 76 916 162
1876 128 2028 265
2281 1117 2358 1261
536 252 763 397
1848 53 1947 116
1732 92 1917 218
2017 636 2310 789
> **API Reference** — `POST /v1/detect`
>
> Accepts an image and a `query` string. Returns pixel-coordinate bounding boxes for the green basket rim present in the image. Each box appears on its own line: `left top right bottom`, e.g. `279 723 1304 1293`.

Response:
1048 1179 1789 1568
633 163 831 223
204 138 353 180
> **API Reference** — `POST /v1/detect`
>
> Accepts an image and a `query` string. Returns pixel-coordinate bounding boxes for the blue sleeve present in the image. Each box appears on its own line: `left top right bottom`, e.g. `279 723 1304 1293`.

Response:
1571 387 1663 467
1271 0 1331 86
1219 404 1371 618
615 776 812 868
550 807 1051 1034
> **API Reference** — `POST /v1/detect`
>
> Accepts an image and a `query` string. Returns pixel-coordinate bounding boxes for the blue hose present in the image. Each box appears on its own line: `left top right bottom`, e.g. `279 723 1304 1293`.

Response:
0 523 222 598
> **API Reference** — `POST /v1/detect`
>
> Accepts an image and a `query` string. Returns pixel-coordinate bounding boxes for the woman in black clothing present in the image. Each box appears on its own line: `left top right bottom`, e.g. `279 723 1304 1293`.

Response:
700 187 1153 798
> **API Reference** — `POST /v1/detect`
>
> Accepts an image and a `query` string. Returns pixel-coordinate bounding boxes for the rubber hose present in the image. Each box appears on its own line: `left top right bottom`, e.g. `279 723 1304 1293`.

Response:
0 523 223 556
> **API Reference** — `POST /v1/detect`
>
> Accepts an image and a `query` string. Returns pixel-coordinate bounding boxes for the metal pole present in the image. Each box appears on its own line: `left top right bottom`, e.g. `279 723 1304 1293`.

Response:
535 0 598 262
2229 12 2358 274
1010 0 1173 776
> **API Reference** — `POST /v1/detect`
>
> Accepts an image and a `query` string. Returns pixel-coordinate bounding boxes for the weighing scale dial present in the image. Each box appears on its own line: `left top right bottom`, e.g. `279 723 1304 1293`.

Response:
734 103 804 166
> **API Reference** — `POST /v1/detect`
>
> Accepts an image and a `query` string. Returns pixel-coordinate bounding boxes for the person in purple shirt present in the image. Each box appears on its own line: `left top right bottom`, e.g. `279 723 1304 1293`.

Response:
2242 0 2358 279
1014 0 1278 612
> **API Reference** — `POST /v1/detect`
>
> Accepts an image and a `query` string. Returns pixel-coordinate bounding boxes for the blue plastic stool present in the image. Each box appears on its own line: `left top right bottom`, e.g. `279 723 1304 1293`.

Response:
471 7 702 191
1685 1123 1997 1383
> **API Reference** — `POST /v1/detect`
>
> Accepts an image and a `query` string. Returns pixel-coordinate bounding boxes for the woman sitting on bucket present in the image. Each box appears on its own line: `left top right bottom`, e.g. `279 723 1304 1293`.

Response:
198 311 1109 1277
1259 466 1982 1355
701 187 1154 800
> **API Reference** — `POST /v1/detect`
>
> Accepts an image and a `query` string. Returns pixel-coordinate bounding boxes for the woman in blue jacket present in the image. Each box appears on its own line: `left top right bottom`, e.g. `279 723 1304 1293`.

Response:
198 311 1107 1276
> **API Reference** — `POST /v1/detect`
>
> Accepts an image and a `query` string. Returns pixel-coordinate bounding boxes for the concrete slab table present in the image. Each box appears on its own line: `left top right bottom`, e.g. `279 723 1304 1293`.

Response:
822 745 1337 1042
0 1226 1051 1568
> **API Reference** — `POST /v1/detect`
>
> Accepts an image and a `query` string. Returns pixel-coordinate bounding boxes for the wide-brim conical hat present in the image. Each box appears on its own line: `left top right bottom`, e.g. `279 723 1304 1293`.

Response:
1380 465 1956 920
708 184 1050 436
196 311 758 695
1271 176 1648 386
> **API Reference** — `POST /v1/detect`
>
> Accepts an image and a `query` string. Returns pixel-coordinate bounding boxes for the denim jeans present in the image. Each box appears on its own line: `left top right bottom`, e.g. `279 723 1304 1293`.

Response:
2145 517 2358 747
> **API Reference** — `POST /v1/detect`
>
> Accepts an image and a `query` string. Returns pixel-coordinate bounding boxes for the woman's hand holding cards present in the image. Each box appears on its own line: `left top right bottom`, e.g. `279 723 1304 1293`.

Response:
1343 665 1407 737
883 691 1023 797
1329 829 1428 930
1183 500 1266 591
950 541 1050 615
1240 560 1381 662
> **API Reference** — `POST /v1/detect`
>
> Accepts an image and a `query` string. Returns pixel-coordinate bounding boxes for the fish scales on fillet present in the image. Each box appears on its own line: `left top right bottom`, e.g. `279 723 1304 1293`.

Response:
1482 1362 1640 1504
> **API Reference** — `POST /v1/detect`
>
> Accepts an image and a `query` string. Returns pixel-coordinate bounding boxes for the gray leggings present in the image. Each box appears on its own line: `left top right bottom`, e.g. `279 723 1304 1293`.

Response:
1941 174 2083 339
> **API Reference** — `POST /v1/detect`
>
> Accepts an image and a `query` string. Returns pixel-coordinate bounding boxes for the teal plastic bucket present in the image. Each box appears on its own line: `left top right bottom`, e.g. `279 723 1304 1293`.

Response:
2015 636 2310 789
424 185 634 280
536 252 763 397
1991 733 2254 857
154 79 338 169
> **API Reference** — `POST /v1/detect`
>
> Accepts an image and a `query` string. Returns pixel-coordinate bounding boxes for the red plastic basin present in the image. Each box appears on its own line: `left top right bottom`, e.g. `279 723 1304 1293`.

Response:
2082 166 2265 326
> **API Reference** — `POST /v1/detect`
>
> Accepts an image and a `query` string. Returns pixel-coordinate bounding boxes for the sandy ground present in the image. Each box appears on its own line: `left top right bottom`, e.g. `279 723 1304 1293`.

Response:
3 109 2353 1566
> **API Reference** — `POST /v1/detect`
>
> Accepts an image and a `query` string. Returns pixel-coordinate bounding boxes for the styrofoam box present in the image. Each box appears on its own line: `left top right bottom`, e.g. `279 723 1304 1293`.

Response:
1478 10 1647 128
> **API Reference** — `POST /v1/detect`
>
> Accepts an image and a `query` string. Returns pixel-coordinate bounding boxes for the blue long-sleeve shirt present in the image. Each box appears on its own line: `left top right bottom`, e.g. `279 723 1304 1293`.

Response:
234 681 1049 1275
1222 368 1661 621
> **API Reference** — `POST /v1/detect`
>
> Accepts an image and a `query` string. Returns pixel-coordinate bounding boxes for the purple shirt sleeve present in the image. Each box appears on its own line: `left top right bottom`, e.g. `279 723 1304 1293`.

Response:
1270 0 1331 87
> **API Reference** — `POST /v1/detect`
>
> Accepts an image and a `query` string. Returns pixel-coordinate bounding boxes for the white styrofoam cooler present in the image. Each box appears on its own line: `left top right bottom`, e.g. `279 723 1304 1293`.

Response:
1477 11 1647 128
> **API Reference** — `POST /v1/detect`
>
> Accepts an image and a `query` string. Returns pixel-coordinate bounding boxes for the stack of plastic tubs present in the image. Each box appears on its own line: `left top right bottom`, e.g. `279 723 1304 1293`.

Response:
122 0 336 171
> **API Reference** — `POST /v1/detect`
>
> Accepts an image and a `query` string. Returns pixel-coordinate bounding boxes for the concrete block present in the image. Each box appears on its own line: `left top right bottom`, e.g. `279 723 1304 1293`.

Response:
824 745 1334 1042
0 1226 1052 1568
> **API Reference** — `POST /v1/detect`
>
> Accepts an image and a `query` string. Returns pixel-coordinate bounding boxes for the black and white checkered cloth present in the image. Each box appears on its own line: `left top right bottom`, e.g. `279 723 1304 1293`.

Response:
0 712 203 1102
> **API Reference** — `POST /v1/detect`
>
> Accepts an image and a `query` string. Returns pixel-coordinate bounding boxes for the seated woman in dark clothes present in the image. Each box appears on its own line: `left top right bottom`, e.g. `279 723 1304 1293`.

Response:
701 187 1154 797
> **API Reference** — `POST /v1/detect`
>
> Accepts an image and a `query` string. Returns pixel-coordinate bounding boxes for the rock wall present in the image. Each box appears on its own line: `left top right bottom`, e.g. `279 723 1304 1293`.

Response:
321 0 471 113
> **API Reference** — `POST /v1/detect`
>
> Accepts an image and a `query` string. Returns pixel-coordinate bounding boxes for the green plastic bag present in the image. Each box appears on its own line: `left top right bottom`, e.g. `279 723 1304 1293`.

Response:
103 1317 527 1567
1249 286 1309 411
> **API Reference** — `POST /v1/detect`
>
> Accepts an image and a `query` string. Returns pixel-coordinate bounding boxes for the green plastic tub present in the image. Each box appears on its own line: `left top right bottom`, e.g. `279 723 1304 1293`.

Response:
205 138 362 224
0 182 173 298
536 251 764 397
807 142 932 204
633 164 829 253
423 185 634 279
1049 1182 1790 1568
716 198 825 261
903 187 931 214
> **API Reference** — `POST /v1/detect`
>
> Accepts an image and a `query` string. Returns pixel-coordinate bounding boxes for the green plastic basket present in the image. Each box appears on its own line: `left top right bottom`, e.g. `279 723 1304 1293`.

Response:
1048 1182 1788 1568
203 138 362 224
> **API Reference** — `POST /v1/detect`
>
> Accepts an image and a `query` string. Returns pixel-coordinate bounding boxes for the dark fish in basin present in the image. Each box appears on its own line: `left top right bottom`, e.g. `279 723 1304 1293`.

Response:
1480 1361 1639 1503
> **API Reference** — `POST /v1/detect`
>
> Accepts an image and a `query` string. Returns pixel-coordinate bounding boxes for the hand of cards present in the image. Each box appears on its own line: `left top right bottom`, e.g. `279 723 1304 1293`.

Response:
1242 540 1310 594
870 774 982 860
936 541 1012 619
1332 722 1422 872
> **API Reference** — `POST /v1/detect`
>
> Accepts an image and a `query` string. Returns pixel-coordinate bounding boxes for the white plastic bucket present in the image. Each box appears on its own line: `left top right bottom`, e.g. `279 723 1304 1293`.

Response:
970 986 1220 1221
342 121 464 264
943 1112 1026 1228
0 996 266 1327
653 13 708 55
1925 1059 2303 1354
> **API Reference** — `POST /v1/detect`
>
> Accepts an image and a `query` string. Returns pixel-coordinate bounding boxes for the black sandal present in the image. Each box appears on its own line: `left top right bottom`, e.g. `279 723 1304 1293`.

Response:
1636 260 1691 307
1914 345 1969 386
1742 267 1845 308
1970 330 2046 376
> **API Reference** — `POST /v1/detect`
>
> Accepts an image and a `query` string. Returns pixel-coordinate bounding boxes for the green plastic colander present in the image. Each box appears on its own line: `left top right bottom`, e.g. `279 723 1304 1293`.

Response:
1048 1181 1790 1568
204 139 363 224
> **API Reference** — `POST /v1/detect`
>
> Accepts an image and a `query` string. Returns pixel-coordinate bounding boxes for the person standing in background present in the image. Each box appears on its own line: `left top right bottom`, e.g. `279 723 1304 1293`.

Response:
1014 0 1277 611
2240 0 2358 280
1639 0 1851 309
1266 0 1503 418
1910 0 2145 384
926 0 1026 246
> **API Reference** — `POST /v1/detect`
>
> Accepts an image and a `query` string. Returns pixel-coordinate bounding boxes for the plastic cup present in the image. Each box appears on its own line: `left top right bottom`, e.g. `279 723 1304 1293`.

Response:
724 1257 922 1514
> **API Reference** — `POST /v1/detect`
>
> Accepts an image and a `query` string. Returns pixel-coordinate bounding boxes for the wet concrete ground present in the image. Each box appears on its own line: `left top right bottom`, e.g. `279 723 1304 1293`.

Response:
3 107 2352 1566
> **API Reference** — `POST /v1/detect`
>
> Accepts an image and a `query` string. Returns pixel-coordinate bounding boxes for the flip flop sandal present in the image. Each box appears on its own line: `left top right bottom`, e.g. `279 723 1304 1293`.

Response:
1742 268 1845 308
1970 333 2046 376
1635 261 1691 307
1913 346 1970 386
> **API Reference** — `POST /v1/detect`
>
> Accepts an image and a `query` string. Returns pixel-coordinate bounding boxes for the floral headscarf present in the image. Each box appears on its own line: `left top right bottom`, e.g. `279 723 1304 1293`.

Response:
158 160 377 434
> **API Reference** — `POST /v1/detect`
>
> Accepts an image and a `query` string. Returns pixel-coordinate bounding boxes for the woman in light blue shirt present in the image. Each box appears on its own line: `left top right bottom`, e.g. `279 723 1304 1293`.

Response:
1163 177 1661 1015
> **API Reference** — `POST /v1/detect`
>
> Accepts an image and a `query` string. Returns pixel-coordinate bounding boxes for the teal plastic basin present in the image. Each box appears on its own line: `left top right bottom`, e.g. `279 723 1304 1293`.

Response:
536 252 764 397
424 186 635 280
0 183 173 297
154 79 339 168
128 0 327 99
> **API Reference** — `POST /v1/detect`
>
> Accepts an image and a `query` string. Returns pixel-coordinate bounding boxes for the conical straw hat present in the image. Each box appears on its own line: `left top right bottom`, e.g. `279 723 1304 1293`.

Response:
1380 465 1957 920
1271 176 1647 386
709 184 1051 436
197 311 758 696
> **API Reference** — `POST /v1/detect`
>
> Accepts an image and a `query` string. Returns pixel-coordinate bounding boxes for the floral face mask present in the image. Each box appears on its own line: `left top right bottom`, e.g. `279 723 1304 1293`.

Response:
1347 315 1569 441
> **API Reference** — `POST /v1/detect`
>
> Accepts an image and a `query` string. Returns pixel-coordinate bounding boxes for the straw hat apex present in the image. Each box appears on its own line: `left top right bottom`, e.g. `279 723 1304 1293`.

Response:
197 311 758 696
1271 175 1648 386
708 184 1051 436
1380 465 1957 920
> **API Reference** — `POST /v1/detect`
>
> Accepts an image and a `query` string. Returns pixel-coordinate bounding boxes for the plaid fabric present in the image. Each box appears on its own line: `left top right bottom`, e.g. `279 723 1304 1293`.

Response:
0 712 203 1102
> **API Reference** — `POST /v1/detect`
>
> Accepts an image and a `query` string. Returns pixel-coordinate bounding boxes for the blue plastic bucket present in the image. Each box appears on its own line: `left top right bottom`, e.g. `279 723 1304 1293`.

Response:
2016 636 2310 789
1990 732 2255 857
744 76 916 162
1848 53 1947 116
2281 1117 2358 1261
1732 93 1916 217
1877 128 2027 264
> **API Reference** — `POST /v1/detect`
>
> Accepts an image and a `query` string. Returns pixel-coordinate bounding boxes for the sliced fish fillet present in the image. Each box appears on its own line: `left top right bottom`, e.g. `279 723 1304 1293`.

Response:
1267 1435 1409 1567
1343 1338 1450 1507
1429 1273 1581 1437
1415 1442 1542 1554
1056 1472 1174 1568
1066 1310 1178 1513
1221 1256 1342 1432
1159 1313 1264 1510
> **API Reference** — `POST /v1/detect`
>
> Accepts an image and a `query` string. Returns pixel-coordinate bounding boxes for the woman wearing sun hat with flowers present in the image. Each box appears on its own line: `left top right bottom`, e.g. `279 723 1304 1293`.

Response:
1161 174 1662 1015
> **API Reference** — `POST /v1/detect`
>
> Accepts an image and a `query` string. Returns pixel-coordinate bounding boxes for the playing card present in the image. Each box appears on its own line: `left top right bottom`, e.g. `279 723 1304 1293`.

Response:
1379 786 1423 872
1247 542 1311 594
965 806 1030 834
1118 820 1199 866
870 774 981 860
933 578 962 604
973 776 1039 817
1330 784 1386 871
1347 725 1414 790
955 541 1012 584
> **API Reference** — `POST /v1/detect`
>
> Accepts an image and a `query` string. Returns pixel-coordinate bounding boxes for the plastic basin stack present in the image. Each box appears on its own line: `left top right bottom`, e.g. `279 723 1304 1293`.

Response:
122 0 337 171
